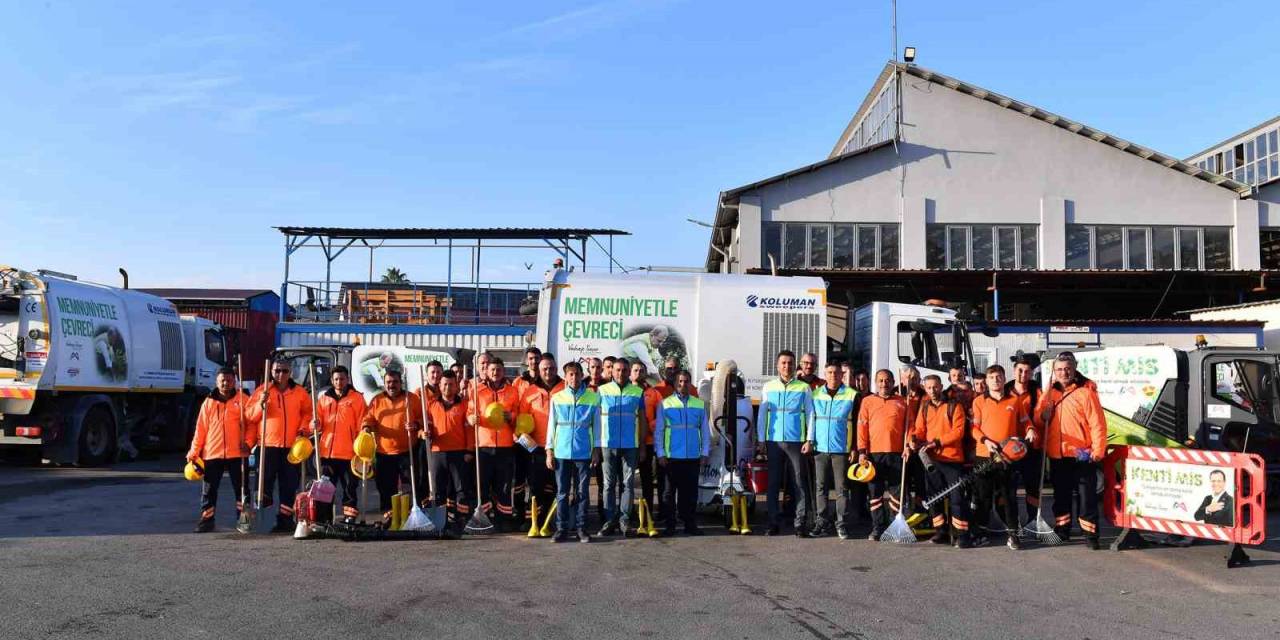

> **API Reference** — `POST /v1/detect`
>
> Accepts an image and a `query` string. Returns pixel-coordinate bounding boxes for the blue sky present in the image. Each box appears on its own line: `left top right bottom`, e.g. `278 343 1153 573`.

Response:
3 0 1277 293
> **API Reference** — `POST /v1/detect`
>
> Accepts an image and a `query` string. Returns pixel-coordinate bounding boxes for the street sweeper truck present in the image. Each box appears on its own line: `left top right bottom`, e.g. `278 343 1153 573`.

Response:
0 266 227 465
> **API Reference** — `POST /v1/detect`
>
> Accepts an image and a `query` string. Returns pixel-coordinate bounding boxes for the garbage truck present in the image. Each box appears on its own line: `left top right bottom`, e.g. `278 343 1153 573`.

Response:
0 266 227 465
1063 345 1280 498
850 300 998 382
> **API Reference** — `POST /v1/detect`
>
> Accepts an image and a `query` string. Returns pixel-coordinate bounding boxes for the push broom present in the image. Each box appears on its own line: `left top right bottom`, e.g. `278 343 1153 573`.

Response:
415 365 447 532
880 405 916 544
235 356 256 534
464 354 495 535
400 384 437 534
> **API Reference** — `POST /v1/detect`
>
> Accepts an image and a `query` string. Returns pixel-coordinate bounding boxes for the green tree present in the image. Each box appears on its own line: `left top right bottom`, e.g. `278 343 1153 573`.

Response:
380 267 409 284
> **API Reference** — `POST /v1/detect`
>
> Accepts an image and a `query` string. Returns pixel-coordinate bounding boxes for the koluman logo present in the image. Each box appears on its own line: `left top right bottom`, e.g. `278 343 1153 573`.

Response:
147 303 177 317
747 294 816 310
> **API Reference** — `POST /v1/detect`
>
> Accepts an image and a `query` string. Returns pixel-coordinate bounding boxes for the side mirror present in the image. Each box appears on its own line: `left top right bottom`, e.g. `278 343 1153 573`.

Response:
898 355 911 364
982 326 1000 338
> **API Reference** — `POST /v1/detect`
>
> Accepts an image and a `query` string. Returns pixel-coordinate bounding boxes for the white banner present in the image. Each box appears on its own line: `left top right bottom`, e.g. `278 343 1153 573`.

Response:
1124 458 1235 528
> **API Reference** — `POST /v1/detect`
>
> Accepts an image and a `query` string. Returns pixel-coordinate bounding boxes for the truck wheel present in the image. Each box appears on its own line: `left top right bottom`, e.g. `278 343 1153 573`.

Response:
78 406 117 467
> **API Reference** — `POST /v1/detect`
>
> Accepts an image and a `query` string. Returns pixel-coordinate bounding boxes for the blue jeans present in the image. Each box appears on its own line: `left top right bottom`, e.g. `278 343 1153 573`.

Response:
601 447 639 528
555 459 592 532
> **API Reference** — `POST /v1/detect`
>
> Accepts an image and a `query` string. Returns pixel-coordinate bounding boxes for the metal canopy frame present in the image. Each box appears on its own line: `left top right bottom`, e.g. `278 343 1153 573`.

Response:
276 226 629 322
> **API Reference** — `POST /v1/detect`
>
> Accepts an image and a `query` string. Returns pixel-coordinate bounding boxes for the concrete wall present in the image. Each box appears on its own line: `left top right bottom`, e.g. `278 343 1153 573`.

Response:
733 71 1253 271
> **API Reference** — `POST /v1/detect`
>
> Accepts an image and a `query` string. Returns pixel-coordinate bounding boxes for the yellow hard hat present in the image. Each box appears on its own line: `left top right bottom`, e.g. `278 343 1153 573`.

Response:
353 431 376 462
482 402 506 429
350 457 375 480
514 413 535 435
287 437 313 465
183 457 205 482
848 460 876 483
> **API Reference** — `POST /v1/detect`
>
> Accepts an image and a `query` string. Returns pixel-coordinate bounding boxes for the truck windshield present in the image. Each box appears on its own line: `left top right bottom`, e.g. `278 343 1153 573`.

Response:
204 329 226 366
1213 360 1279 423
896 320 964 372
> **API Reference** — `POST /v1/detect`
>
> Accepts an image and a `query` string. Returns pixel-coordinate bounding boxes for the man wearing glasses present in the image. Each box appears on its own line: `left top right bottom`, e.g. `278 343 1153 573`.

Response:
246 360 315 532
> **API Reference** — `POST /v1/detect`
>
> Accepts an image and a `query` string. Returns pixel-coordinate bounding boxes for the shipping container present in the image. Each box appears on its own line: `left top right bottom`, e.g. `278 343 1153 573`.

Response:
174 307 277 381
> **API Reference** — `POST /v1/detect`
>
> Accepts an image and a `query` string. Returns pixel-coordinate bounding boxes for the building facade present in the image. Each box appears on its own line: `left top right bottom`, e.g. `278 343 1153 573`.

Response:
706 62 1278 338
1185 116 1280 268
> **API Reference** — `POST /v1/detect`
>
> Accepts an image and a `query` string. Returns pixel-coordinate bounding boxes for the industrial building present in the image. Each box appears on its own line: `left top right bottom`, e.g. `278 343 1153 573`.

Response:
1185 115 1280 268
704 61 1279 353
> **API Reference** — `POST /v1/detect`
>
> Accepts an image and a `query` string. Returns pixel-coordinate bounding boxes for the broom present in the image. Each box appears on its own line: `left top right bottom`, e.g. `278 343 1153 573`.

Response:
464 354 495 534
881 405 916 544
246 359 271 533
236 355 256 534
400 385 437 533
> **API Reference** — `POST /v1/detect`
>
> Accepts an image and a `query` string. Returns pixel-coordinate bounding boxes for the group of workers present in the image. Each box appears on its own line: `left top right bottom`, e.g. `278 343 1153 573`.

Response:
186 345 1107 549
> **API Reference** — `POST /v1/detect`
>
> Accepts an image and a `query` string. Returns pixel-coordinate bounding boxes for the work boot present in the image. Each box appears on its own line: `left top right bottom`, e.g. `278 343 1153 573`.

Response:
597 523 619 537
971 534 989 548
809 520 828 538
664 526 679 537
1007 534 1022 550
1086 536 1101 551
930 528 949 545
577 529 591 543
1055 526 1071 542
553 530 570 543
685 527 704 536
954 533 973 549
794 529 812 539
868 529 882 541
837 526 850 540
194 518 215 533
271 517 294 534
766 525 781 536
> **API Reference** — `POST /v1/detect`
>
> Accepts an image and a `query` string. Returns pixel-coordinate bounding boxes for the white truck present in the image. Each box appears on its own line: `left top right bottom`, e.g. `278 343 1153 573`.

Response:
850 301 995 382
534 269 828 398
0 266 227 465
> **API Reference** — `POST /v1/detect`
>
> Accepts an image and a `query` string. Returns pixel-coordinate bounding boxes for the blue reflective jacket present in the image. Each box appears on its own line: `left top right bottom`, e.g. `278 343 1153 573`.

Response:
547 385 601 460
656 394 710 460
757 378 815 443
809 385 858 454
597 381 645 449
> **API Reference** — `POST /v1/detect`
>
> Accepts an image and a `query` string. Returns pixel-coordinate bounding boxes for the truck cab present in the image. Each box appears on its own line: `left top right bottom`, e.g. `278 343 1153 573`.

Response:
180 315 226 394
851 301 992 382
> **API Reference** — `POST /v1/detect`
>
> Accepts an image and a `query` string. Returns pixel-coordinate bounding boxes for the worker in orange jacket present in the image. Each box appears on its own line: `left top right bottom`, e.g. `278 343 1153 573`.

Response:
519 353 564 525
426 370 475 536
313 365 367 523
971 364 1032 549
469 356 521 530
913 374 971 547
245 360 314 532
509 350 538 524
856 369 909 540
1035 351 1107 549
188 366 251 533
1006 353 1043 527
361 368 424 525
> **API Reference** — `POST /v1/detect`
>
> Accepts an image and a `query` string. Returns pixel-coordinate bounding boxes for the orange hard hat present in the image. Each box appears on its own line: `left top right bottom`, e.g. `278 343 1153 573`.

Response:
1000 437 1028 462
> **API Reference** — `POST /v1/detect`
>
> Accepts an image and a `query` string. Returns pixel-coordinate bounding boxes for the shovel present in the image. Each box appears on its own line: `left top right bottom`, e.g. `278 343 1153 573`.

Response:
415 366 447 531
400 387 437 534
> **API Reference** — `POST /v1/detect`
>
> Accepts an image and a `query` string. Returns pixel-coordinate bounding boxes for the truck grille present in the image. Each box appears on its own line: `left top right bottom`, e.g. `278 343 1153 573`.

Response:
761 312 820 375
158 321 183 371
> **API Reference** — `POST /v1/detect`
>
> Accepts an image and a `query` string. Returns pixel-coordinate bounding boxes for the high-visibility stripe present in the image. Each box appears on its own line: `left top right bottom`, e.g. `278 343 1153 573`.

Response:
0 387 37 399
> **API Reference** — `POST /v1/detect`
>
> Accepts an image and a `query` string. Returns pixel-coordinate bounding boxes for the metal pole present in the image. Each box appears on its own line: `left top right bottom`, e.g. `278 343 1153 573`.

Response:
474 241 481 325
892 0 898 63
446 239 453 324
609 235 614 273
280 236 290 319
323 238 333 311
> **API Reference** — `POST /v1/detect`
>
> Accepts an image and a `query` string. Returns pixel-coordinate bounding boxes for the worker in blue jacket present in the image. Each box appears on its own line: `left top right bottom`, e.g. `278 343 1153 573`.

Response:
655 370 710 536
807 362 858 539
596 357 646 537
756 350 816 537
545 361 602 543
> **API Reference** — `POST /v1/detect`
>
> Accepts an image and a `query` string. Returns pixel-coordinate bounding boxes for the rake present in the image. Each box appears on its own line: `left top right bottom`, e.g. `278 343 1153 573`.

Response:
400 386 437 534
1022 451 1061 545
880 417 916 544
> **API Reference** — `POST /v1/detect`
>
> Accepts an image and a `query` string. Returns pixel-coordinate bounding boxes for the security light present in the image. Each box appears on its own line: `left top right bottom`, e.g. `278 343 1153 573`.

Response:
904 47 916 63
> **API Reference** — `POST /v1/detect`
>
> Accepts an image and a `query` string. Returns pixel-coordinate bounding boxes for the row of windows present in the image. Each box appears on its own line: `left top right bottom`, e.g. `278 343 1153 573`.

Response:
760 222 1234 271
840 81 897 155
762 222 899 270
1195 127 1279 187
925 225 1038 270
1065 225 1231 270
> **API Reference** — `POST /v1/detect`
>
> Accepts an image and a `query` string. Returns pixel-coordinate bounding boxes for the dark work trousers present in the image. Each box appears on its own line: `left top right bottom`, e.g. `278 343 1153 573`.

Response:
477 446 514 520
1016 447 1045 523
972 461 1018 537
319 457 359 521
662 459 700 531
867 453 904 532
199 458 245 521
524 447 554 511
639 444 661 508
512 442 530 521
374 452 412 518
907 454 928 513
1050 457 1101 539
428 450 474 520
593 462 606 523
766 441 810 529
260 447 300 521
926 461 971 535
813 453 850 531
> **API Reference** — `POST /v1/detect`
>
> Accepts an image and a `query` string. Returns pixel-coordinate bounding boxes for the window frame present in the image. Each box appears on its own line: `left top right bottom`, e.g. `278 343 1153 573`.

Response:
1065 224 1231 271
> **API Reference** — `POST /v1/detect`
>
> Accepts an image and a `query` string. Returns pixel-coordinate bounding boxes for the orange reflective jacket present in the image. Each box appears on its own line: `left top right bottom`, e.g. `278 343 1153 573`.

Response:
427 396 474 452
469 380 520 448
188 391 251 460
316 386 367 460
856 394 909 454
520 378 565 448
914 399 966 463
361 391 423 455
245 382 314 448
1036 379 1107 460
971 393 1028 457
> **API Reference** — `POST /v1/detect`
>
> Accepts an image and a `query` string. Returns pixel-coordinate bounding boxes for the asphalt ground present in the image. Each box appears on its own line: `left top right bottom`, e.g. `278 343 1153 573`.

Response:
0 454 1277 640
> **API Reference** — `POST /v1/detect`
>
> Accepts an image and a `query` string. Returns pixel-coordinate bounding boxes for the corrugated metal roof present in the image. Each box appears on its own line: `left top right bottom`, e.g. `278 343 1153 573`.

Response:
275 227 629 240
141 288 276 300
1178 298 1280 315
